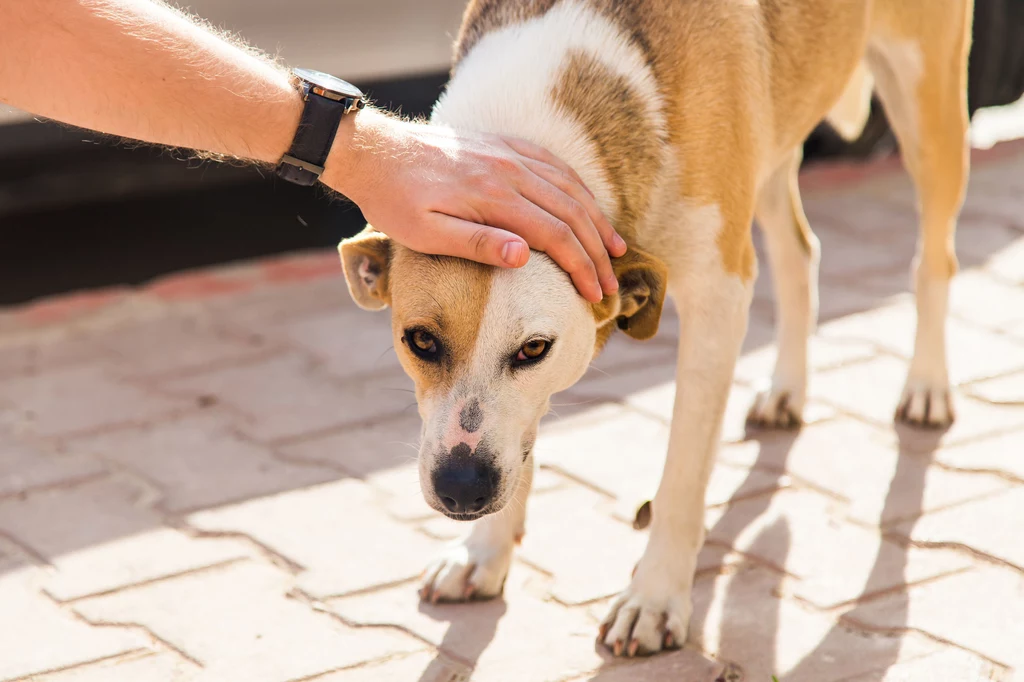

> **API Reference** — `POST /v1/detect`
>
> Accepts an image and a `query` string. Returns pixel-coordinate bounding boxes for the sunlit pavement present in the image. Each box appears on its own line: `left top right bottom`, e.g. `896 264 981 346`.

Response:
2 138 1023 681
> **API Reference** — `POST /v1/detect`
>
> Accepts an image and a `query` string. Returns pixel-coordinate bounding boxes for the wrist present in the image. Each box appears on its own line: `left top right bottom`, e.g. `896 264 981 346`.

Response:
319 106 395 202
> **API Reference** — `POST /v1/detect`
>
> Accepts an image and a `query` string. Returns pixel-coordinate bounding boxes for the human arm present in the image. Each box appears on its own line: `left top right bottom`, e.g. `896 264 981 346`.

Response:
0 0 624 300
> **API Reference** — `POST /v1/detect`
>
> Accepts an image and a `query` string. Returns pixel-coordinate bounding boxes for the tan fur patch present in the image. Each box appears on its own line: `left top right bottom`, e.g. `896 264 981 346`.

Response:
389 247 494 393
454 0 659 68
551 51 664 244
454 0 557 63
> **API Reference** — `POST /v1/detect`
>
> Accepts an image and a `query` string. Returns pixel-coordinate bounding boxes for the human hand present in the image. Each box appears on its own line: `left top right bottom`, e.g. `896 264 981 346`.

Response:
324 109 626 303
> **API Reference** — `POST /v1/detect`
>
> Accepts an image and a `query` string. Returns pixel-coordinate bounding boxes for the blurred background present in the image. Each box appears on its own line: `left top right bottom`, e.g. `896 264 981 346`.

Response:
2 0 1023 306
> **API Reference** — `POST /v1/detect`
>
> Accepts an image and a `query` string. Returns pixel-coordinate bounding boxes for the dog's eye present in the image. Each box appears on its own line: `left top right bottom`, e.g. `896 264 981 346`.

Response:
515 338 550 365
404 329 440 360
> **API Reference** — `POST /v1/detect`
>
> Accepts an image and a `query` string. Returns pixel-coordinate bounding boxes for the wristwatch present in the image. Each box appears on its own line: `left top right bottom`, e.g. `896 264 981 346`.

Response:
276 68 366 186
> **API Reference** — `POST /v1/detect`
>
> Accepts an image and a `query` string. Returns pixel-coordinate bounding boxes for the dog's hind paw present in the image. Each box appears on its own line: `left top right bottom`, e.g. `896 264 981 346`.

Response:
896 379 954 428
419 538 513 603
746 384 804 429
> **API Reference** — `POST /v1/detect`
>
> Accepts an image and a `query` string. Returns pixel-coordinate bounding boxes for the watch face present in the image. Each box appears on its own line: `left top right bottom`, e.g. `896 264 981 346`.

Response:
294 68 364 101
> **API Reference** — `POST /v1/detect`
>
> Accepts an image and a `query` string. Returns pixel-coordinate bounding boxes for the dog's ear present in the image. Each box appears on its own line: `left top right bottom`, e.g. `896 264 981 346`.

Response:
593 247 668 340
339 227 392 311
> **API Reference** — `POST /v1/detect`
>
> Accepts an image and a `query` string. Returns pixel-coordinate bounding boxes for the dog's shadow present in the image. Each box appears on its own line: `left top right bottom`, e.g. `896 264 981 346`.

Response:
586 419 942 681
414 595 508 681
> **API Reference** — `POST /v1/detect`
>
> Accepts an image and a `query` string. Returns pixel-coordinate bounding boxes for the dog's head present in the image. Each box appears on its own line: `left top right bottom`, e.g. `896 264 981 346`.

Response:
340 227 666 520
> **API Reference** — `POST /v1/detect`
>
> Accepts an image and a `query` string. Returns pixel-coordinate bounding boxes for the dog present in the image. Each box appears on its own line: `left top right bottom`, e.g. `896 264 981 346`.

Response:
339 0 973 656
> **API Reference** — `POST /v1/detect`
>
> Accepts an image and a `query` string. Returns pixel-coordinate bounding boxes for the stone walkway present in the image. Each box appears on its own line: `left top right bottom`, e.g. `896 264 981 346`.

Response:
2 142 1024 682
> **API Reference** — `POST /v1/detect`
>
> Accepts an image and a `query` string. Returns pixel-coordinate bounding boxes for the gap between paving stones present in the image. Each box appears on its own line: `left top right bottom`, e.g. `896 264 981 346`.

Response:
5 651 145 682
888 537 1024 577
63 608 202 669
45 556 250 605
836 614 1013 675
286 650 465 682
170 525 306 575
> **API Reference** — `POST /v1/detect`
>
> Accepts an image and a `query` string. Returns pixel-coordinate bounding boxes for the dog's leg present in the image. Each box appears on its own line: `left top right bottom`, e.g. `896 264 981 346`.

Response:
866 5 971 427
420 453 532 601
747 148 820 428
601 209 754 655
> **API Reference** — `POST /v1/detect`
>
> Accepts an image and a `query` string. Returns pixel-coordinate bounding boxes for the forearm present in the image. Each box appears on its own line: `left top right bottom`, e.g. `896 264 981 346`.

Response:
0 0 301 164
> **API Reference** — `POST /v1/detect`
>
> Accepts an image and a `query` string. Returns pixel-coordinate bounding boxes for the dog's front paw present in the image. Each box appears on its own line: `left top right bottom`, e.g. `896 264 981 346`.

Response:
746 381 804 429
419 537 514 603
599 558 692 657
896 377 954 428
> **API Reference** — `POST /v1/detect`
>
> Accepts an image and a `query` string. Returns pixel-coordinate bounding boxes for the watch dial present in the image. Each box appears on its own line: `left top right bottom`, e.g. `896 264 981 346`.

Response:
294 68 364 100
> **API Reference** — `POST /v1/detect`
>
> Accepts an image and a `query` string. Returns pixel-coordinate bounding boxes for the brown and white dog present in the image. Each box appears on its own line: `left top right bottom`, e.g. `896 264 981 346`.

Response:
340 0 973 656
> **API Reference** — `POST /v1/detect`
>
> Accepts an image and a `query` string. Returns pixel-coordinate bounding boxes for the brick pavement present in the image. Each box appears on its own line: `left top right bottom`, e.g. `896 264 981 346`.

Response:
2 141 1024 681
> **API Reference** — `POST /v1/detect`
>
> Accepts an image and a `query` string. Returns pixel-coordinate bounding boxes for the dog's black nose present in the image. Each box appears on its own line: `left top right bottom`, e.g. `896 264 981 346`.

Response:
432 458 496 515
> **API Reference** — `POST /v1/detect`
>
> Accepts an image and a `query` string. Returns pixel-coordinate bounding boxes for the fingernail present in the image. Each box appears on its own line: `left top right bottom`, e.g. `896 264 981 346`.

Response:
603 274 619 294
613 234 627 253
502 241 525 266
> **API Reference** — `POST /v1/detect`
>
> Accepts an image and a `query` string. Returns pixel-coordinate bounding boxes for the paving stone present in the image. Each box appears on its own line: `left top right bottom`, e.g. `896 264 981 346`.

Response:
415 492 736 588
1006 318 1024 343
838 647 1002 682
845 565 1024 670
0 565 148 680
816 228 916 279
589 332 678 376
328 563 607 682
966 370 1024 404
571 364 810 443
934 429 1024 481
535 406 782 521
66 412 338 513
160 353 415 442
0 429 105 498
188 479 438 598
733 335 877 386
561 647 724 681
308 651 470 682
0 334 106 379
0 475 248 601
949 270 1024 332
954 218 1024 269
272 306 404 380
25 651 201 682
703 488 971 608
515 486 648 605
812 356 1024 445
204 276 352 330
891 488 1024 571
73 560 423 682
820 301 1024 384
718 420 1011 526
803 189 919 240
278 415 438 520
535 405 665 511
690 564 938 682
0 366 190 438
96 314 273 378
985 233 1024 285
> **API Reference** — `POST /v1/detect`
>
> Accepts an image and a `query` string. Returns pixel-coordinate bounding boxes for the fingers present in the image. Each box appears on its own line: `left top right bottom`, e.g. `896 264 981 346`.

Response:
493 197 605 302
412 213 531 269
503 137 627 259
515 169 616 299
522 158 623 293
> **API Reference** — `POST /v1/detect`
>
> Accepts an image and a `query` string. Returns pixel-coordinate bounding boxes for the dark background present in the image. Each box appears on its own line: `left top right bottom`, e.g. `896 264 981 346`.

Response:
2 0 1022 306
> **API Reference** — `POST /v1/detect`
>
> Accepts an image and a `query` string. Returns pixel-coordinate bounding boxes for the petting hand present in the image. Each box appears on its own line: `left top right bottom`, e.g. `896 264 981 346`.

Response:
325 109 626 303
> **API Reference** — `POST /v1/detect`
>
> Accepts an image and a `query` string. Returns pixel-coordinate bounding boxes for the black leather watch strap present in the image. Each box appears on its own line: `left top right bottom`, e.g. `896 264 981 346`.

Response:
277 81 359 186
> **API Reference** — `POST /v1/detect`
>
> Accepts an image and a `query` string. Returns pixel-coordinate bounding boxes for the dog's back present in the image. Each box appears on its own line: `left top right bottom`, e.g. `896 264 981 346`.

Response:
435 1 871 240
